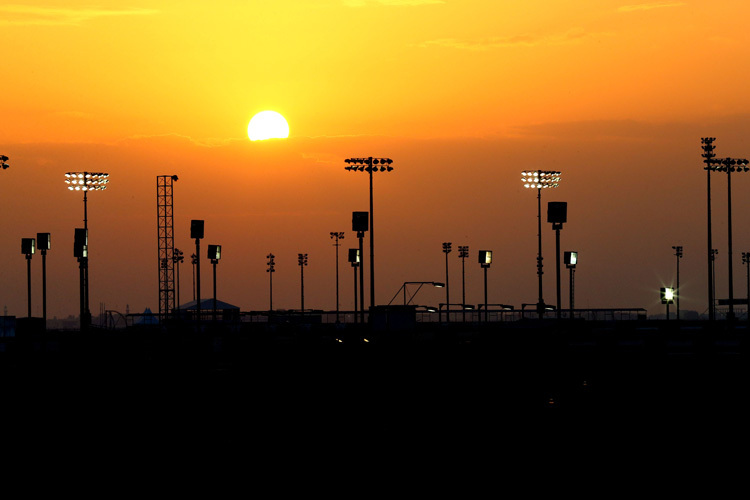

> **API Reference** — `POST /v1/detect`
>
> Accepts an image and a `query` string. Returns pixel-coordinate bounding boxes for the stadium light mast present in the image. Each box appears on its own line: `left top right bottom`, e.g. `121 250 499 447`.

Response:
65 172 109 329
344 157 394 310
521 170 561 318
705 152 750 321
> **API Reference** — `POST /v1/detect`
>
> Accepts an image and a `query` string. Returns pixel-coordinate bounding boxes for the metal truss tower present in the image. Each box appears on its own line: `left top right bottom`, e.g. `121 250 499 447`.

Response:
157 175 178 317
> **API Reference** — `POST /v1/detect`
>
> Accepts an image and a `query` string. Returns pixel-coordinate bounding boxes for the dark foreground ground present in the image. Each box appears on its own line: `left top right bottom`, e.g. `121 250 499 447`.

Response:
1 319 746 482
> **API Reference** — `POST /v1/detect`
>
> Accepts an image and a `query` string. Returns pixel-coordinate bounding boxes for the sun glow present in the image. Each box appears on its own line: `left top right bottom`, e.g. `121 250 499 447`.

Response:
247 111 289 141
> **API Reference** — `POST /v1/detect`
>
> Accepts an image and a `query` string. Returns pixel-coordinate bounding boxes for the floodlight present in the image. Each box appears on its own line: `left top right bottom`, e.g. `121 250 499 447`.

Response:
207 244 221 261
21 238 36 256
479 250 492 266
37 233 51 251
64 172 109 191
564 251 577 267
348 248 361 264
660 287 675 304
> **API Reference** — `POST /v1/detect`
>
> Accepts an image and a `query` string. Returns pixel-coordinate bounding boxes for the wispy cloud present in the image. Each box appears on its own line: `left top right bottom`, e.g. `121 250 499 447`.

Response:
0 5 158 26
343 0 444 7
617 2 686 13
419 28 612 51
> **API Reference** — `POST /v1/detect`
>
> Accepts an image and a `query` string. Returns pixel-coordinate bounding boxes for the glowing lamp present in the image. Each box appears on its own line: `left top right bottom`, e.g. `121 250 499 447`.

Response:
207 244 221 261
660 287 675 304
479 250 492 267
348 248 361 264
564 251 578 267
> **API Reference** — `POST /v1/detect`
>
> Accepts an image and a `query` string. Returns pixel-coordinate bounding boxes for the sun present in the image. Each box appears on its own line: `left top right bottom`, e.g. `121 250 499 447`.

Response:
247 111 289 141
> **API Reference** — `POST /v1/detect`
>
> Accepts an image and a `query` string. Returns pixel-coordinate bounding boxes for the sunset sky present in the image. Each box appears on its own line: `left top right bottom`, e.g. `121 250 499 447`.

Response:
2 1 750 320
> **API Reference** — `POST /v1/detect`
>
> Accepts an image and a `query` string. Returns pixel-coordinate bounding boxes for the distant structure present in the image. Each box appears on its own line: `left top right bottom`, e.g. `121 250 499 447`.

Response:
157 175 178 318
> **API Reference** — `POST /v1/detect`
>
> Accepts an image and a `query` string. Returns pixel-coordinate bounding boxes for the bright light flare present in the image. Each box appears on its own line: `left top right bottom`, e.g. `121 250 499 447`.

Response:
247 111 289 141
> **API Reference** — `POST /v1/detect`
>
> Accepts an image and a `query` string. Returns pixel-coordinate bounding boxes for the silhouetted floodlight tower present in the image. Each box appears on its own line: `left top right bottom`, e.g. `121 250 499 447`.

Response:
65 171 109 328
348 248 361 323
458 245 469 322
1 155 9 170
672 246 683 320
701 138 717 321
172 248 184 312
298 253 308 314
479 250 492 323
547 201 567 319
661 287 675 321
344 157 394 310
330 231 345 322
21 238 35 318
37 233 51 325
522 170 561 318
73 228 88 330
208 245 221 320
191 220 204 322
442 242 452 323
708 155 750 321
564 251 577 318
352 211 368 323
266 253 276 311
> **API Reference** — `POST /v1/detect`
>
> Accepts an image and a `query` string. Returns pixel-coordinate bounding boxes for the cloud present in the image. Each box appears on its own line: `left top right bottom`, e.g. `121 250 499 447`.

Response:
419 28 612 50
617 2 686 13
0 5 158 26
343 0 444 6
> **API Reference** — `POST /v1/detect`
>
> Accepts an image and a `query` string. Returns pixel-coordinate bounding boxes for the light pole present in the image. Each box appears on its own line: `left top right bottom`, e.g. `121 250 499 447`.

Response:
479 251 492 323
344 157 394 310
191 253 198 302
1 155 9 170
702 138 717 321
348 249 360 323
65 172 109 329
458 245 469 322
22 238 35 318
266 253 275 311
672 246 683 320
547 202 567 319
173 248 184 312
661 287 675 321
208 244 221 321
191 220 204 322
442 242 452 323
705 154 750 321
522 170 561 318
37 233 51 325
352 212 368 323
298 253 308 314
743 252 750 321
73 228 87 329
712 248 718 315
564 251 577 318
330 231 345 322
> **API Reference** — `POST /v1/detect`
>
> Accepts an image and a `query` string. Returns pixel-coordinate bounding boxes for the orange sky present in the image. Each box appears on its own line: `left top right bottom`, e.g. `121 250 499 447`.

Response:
2 1 750 320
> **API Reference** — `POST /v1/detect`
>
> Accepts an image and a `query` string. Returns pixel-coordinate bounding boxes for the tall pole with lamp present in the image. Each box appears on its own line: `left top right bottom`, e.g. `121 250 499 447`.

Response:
672 246 683 320
521 170 561 318
65 172 109 329
37 233 51 325
344 157 393 311
479 251 492 323
330 231 345 322
442 242 452 323
458 245 469 322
